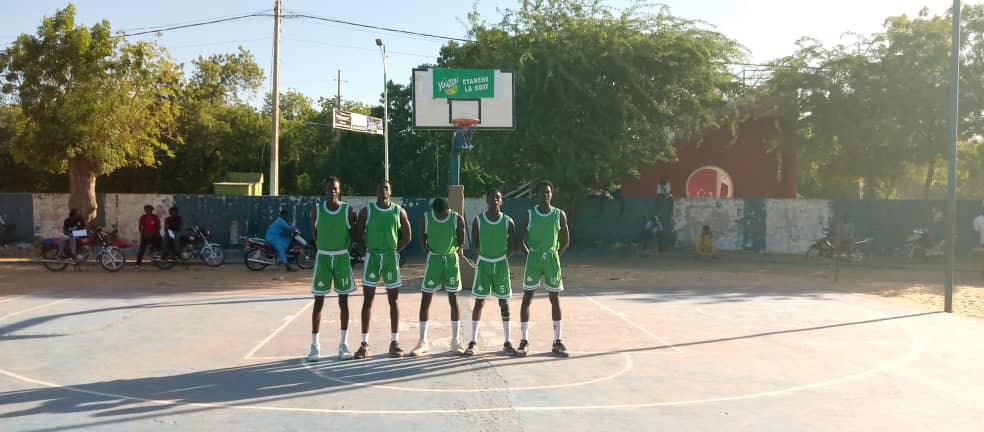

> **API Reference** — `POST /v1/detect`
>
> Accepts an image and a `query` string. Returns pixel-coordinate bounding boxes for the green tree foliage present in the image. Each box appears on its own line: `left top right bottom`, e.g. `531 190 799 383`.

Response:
0 4 181 220
438 0 743 197
765 6 984 199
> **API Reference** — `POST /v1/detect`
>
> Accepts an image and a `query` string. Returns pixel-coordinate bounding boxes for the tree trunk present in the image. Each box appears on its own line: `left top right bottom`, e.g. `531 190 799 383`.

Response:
922 159 937 200
68 157 98 223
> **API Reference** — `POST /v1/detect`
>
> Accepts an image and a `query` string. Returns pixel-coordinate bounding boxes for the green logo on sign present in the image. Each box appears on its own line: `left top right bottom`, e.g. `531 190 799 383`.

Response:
433 69 495 99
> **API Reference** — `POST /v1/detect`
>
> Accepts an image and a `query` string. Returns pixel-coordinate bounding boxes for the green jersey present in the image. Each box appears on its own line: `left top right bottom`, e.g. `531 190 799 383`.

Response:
426 210 459 255
315 201 351 251
366 202 401 253
526 206 560 252
477 212 510 258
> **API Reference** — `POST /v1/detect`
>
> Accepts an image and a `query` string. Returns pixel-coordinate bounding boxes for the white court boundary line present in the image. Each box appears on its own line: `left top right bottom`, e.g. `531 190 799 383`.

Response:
0 298 72 323
581 294 685 353
0 295 23 305
303 352 634 393
0 294 924 414
243 301 313 360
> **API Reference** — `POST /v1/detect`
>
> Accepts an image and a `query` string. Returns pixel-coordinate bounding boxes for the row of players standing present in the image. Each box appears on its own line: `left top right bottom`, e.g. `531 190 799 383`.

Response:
307 176 570 361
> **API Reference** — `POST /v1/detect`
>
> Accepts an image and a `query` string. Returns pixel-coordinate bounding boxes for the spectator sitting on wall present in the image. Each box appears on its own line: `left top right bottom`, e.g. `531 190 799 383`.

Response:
657 177 672 198
696 225 716 258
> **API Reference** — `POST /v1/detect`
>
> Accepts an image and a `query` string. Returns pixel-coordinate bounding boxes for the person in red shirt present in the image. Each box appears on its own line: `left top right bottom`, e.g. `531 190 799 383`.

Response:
135 205 162 270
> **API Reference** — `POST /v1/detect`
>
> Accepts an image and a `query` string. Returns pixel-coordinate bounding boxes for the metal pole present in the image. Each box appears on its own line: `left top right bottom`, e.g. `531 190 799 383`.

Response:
336 69 342 109
451 149 460 185
381 43 389 182
945 0 961 313
269 0 281 196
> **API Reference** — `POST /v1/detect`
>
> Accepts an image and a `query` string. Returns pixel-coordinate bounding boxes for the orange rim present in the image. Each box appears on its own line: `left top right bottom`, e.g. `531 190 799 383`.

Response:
451 118 480 130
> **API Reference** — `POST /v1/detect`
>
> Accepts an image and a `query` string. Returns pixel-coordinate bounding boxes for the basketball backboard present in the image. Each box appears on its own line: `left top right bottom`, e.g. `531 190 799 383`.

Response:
412 68 515 130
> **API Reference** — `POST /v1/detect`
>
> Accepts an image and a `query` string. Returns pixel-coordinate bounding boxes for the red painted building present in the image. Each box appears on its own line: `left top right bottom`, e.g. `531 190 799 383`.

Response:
620 113 796 199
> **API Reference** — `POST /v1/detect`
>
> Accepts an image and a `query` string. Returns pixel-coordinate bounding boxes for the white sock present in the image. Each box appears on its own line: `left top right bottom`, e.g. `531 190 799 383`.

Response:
361 333 369 343
503 321 511 343
419 321 428 341
340 330 348 345
311 333 320 345
471 320 480 343
451 320 460 341
521 322 529 341
553 321 562 341
391 332 399 342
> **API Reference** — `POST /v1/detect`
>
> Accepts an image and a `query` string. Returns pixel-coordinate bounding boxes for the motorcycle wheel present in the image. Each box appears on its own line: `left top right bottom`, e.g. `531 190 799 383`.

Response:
153 252 177 270
99 248 126 272
245 248 269 271
295 245 316 269
201 244 225 267
41 248 69 272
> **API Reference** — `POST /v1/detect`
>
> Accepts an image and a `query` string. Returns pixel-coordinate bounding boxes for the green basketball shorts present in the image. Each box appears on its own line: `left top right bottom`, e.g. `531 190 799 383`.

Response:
523 250 563 292
422 253 461 293
312 250 357 295
363 250 402 289
471 255 511 299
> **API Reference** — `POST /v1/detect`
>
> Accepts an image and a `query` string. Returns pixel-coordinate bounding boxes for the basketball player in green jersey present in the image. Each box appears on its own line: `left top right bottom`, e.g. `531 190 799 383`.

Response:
355 180 412 359
307 176 360 362
464 188 523 357
409 197 468 356
518 180 570 357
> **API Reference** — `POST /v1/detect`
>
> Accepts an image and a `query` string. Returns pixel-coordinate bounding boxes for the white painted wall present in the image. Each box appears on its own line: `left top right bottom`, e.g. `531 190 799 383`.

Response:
765 199 831 254
673 199 744 250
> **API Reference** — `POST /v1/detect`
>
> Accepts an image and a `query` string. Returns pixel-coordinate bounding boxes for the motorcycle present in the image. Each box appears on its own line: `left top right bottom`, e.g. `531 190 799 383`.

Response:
153 224 224 270
244 229 316 271
804 228 872 264
39 228 126 272
900 228 944 260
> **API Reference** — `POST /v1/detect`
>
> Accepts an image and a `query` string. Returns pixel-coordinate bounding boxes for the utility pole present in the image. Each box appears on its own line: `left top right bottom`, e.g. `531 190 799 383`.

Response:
269 0 281 196
945 0 961 313
336 69 342 109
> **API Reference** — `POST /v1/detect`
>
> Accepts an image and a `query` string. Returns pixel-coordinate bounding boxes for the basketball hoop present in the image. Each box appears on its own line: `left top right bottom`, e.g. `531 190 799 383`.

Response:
451 117 479 151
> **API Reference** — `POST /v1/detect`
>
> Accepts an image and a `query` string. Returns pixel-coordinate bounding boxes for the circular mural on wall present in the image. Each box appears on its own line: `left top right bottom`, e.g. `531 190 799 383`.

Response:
686 165 734 198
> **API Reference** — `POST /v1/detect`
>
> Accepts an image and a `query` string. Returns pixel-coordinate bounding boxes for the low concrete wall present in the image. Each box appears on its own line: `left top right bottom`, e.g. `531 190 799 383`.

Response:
765 199 831 254
673 199 744 251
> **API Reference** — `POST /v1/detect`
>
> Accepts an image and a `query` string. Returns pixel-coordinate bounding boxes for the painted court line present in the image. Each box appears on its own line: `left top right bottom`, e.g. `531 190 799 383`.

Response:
0 296 23 305
0 298 72 324
244 301 313 360
0 295 923 415
581 295 685 353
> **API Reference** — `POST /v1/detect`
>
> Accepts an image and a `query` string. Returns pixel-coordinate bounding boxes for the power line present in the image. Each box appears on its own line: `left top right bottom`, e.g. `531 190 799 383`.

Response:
117 9 273 33
113 12 274 38
283 10 473 43
283 38 437 58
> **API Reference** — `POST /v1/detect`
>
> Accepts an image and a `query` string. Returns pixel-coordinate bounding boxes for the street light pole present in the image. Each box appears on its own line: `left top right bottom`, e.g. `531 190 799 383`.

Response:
376 38 389 182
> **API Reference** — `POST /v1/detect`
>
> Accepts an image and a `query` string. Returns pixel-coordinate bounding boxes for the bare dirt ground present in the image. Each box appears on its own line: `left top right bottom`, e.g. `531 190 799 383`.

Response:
2 251 982 319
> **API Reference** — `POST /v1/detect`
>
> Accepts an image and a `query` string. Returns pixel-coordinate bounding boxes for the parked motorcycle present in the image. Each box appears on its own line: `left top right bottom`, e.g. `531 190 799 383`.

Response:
899 228 944 260
153 224 224 270
243 229 316 271
804 228 872 264
39 228 126 272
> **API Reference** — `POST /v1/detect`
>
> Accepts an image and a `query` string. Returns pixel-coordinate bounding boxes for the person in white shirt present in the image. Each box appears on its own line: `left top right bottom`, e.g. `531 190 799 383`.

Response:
657 177 672 197
974 207 984 246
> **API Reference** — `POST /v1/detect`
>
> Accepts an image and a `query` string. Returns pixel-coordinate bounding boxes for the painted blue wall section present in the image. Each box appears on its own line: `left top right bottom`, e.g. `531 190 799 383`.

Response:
0 193 34 242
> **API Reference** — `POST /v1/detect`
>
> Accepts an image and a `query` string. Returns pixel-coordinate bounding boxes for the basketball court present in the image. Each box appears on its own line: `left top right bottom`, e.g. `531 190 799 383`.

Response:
1 256 983 431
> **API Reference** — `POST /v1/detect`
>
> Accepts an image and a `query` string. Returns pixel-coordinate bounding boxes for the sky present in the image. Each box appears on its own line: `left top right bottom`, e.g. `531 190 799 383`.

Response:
1 0 974 108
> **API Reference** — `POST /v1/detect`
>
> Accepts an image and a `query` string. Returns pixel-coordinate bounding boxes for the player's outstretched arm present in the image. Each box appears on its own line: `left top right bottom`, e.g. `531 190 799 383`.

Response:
470 217 480 259
507 217 516 257
419 215 429 254
348 206 359 251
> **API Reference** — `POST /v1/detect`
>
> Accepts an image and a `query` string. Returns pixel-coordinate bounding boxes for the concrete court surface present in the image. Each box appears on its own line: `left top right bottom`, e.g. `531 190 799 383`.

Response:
0 257 983 431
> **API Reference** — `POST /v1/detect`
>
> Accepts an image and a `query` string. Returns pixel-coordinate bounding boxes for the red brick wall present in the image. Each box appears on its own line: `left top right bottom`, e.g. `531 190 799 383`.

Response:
620 117 796 198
